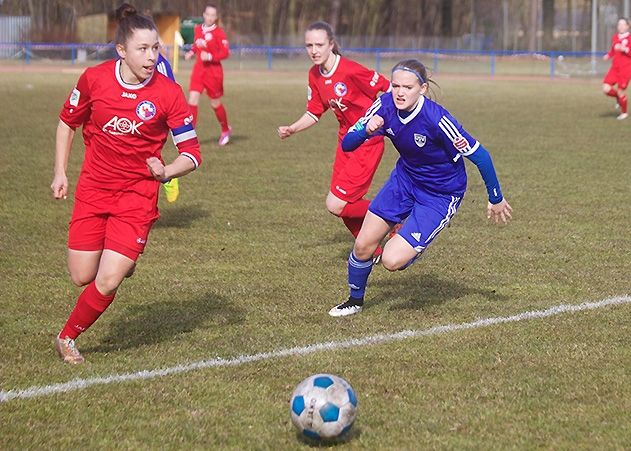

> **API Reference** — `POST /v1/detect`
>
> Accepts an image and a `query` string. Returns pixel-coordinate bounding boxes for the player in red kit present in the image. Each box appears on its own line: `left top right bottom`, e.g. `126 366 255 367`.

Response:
603 18 631 120
185 4 232 145
277 22 391 259
50 6 201 364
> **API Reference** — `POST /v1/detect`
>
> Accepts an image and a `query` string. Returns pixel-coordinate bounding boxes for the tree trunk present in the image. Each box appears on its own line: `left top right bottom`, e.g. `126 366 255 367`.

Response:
542 0 555 50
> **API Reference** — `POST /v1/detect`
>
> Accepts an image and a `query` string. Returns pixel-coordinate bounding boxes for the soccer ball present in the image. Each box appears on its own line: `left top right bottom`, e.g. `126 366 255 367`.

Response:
289 374 358 440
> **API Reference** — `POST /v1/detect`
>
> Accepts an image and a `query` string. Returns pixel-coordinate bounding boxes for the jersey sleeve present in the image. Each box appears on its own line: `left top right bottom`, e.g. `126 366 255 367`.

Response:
435 110 480 161
156 54 176 81
166 86 202 168
59 69 92 129
306 70 328 121
209 28 230 62
349 94 389 137
351 63 390 98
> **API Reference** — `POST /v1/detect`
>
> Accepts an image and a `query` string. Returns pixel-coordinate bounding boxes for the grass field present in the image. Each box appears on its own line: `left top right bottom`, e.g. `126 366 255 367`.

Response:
0 65 630 449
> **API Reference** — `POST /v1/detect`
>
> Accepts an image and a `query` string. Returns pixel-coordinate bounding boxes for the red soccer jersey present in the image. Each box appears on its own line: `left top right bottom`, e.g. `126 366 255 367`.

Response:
306 55 390 139
607 32 631 70
191 23 229 65
59 59 201 198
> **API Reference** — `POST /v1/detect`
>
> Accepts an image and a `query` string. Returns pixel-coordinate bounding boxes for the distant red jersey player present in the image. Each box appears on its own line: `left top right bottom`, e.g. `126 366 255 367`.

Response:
278 21 390 257
602 18 631 120
185 3 232 145
50 6 201 364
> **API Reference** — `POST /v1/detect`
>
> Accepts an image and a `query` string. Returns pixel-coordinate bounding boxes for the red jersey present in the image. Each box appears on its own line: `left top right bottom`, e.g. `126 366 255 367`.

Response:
191 23 229 65
607 32 631 70
59 59 201 199
306 55 390 139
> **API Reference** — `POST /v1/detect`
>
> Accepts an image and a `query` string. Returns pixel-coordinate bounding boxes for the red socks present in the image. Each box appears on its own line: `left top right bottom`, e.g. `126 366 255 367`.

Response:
340 199 370 238
619 94 628 113
189 104 199 126
59 281 116 340
212 104 230 132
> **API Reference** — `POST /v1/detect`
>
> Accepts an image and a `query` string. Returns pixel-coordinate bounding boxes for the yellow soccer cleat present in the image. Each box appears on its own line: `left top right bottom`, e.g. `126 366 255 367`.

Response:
162 178 180 203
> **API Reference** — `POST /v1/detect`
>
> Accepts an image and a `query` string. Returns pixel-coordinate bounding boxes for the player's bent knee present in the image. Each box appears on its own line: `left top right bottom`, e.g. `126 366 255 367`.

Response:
125 264 136 278
353 240 377 261
69 272 95 287
381 255 405 272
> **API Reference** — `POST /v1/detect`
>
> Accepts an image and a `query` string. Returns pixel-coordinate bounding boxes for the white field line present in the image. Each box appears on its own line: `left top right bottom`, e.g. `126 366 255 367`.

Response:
2 295 629 403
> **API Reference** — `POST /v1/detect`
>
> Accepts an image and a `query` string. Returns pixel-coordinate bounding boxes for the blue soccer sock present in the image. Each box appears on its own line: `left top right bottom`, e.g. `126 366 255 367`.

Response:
348 251 374 300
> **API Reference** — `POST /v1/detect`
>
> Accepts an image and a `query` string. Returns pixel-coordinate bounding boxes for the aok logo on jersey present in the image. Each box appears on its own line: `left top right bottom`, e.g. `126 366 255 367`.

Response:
102 116 144 136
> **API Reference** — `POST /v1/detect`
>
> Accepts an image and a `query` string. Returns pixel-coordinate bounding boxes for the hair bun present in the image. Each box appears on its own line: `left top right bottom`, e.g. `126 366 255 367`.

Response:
115 3 137 21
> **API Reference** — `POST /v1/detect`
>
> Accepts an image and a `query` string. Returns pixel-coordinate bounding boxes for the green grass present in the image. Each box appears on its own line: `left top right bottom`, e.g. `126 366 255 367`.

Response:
0 67 630 449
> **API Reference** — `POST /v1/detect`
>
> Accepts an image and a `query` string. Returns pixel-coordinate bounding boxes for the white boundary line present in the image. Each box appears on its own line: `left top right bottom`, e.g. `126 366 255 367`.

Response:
2 295 629 403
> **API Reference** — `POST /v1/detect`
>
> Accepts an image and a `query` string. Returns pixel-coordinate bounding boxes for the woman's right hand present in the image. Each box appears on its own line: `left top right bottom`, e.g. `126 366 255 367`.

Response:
277 126 294 139
366 114 384 134
184 50 195 60
51 173 68 200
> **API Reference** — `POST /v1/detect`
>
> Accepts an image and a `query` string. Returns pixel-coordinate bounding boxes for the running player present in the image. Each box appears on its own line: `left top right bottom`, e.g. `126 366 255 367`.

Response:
51 5 201 362
329 59 513 317
185 3 232 145
277 21 391 257
603 18 631 120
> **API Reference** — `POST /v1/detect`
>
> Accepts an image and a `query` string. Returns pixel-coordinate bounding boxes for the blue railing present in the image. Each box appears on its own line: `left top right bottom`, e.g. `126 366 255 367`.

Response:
0 42 608 78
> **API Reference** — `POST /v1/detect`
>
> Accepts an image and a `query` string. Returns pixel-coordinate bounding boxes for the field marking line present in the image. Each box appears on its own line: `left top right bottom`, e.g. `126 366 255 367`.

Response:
1 294 629 403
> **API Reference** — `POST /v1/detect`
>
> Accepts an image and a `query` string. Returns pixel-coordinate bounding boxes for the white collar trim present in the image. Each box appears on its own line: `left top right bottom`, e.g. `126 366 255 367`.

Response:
397 95 425 124
320 54 341 78
115 59 153 90
202 23 217 32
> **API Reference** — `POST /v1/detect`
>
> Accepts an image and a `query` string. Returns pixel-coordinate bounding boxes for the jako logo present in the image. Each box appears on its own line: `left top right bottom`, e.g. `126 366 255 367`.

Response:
102 116 143 135
121 91 137 99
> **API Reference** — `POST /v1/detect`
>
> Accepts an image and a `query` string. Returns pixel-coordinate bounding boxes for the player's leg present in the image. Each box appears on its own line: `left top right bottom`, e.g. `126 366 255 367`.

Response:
616 77 629 119
66 199 107 286
207 67 231 145
56 198 156 363
188 90 201 125
329 170 412 317
328 139 385 241
381 191 462 272
603 67 619 110
329 211 392 317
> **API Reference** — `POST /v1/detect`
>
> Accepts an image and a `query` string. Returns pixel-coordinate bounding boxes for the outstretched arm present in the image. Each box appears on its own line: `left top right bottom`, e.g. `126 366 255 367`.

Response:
466 145 513 224
51 120 75 200
277 112 318 139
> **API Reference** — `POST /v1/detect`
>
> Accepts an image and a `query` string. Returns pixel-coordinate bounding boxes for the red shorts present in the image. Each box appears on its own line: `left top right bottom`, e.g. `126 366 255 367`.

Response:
603 65 631 89
189 62 224 98
330 136 385 203
68 188 159 261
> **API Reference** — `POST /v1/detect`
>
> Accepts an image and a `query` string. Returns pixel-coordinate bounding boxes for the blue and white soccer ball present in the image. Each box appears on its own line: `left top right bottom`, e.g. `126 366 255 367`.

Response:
289 373 358 440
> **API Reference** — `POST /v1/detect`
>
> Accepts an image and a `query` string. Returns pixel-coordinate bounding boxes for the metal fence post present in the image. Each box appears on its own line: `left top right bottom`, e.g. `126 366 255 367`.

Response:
267 47 273 70
490 52 496 76
549 52 555 78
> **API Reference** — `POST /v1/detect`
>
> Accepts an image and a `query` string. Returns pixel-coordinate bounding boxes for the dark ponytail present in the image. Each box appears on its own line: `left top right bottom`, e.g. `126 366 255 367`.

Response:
306 21 341 55
114 3 157 46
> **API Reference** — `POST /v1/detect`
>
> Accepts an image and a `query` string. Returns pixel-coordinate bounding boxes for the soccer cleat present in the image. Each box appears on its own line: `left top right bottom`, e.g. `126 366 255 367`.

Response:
616 113 628 120
162 178 179 203
328 298 364 317
55 335 85 364
218 126 232 146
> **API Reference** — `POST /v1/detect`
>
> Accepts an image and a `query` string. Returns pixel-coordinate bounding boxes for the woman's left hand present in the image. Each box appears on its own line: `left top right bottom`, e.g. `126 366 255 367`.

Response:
487 199 513 224
146 157 167 181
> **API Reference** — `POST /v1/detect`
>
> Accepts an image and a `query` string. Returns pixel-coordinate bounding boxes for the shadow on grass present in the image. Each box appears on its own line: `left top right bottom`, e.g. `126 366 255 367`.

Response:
295 424 361 447
84 290 244 353
154 203 209 228
369 271 507 312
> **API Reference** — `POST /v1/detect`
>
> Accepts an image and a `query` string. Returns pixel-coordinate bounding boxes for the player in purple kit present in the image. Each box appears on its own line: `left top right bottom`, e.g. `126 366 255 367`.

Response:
328 59 513 317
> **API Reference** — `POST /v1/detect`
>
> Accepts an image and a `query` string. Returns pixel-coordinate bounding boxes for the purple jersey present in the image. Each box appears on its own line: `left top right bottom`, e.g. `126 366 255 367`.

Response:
355 92 480 195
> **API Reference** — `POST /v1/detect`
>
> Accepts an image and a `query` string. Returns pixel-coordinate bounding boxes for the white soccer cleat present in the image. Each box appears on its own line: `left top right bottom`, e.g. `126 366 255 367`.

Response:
218 126 232 146
328 299 363 317
616 113 628 120
55 335 85 364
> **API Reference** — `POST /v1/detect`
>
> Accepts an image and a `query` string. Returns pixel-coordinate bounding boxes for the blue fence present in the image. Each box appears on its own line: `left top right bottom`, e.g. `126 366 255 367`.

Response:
0 42 609 78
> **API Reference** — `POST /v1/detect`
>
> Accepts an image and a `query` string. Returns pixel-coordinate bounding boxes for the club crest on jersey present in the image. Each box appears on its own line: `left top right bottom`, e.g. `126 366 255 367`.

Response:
205 33 213 41
334 82 348 97
136 100 156 121
414 133 426 147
